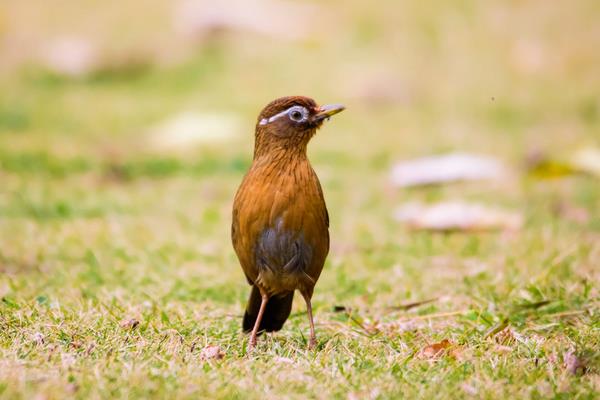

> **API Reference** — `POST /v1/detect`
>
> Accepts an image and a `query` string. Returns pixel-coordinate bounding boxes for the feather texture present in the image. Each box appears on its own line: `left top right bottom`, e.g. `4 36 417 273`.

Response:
232 96 339 341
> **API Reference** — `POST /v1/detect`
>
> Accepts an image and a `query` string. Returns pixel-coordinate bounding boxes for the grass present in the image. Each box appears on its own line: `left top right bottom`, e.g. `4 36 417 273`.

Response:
1 0 599 398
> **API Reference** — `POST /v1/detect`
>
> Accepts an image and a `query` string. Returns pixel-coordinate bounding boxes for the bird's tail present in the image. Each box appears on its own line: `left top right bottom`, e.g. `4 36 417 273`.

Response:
243 286 294 333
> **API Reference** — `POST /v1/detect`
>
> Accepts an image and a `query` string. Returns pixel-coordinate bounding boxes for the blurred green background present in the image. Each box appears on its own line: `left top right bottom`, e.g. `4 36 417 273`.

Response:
0 1 598 398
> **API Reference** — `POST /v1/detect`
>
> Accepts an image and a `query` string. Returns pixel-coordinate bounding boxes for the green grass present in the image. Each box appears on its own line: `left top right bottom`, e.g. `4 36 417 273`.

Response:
1 0 599 398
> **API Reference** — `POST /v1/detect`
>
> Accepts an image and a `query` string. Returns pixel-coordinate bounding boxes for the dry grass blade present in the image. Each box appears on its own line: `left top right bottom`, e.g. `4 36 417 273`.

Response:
388 298 439 311
483 319 509 339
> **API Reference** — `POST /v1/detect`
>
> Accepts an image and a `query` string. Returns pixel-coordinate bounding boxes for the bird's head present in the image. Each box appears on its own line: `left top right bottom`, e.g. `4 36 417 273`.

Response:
253 96 344 159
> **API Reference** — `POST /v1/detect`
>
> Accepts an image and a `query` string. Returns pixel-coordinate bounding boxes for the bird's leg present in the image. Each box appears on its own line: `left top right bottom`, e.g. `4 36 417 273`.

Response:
249 293 269 351
301 292 316 349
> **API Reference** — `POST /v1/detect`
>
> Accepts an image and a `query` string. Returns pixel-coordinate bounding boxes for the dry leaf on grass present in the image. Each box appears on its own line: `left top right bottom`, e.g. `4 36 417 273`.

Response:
200 345 224 361
389 298 438 311
419 339 457 359
390 153 507 187
393 201 523 232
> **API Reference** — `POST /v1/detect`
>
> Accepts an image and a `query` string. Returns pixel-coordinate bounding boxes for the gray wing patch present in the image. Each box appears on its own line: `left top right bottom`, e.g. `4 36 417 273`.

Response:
255 221 313 274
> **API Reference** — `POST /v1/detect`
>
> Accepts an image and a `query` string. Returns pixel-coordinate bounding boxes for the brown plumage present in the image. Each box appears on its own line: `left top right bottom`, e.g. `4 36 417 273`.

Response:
232 96 344 349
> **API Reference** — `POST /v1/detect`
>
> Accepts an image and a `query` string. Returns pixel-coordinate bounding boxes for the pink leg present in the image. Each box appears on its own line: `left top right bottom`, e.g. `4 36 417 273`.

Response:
249 293 269 350
302 292 316 349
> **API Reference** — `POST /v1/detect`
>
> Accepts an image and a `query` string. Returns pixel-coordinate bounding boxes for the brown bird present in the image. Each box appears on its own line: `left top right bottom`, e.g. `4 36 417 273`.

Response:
232 96 344 349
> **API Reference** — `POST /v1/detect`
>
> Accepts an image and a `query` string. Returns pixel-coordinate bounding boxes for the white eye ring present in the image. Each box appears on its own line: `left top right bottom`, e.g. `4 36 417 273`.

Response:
259 105 309 126
287 106 308 123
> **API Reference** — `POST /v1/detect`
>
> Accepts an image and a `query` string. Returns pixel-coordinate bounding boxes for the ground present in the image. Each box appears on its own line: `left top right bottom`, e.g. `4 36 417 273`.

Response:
0 0 599 399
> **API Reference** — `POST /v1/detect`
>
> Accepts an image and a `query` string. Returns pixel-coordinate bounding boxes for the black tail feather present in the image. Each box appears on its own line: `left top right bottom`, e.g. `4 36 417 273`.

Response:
243 286 294 333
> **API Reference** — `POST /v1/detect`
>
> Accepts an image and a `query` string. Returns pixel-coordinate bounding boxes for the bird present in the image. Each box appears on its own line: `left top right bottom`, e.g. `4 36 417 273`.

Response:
231 96 344 350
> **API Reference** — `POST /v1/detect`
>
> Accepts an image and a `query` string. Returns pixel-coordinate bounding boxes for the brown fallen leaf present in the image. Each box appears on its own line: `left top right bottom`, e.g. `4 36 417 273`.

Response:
119 319 140 330
200 345 224 361
70 341 83 349
419 339 454 359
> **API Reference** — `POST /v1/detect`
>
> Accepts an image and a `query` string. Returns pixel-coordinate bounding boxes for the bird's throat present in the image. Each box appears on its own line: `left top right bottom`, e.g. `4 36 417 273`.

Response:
253 141 309 163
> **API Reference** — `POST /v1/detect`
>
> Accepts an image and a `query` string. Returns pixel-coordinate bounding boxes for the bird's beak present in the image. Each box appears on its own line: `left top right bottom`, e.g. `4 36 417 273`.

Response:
314 103 345 122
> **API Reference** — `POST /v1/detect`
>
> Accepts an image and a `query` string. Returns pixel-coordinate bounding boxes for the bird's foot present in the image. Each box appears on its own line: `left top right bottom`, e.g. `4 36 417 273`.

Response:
248 335 258 353
308 337 317 350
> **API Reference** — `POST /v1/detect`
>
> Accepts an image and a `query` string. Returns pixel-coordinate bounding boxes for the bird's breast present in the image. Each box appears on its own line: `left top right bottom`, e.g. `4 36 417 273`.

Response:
232 156 329 293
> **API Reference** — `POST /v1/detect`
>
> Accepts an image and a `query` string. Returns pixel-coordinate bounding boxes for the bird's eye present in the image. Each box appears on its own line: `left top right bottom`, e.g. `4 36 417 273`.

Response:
287 106 307 122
